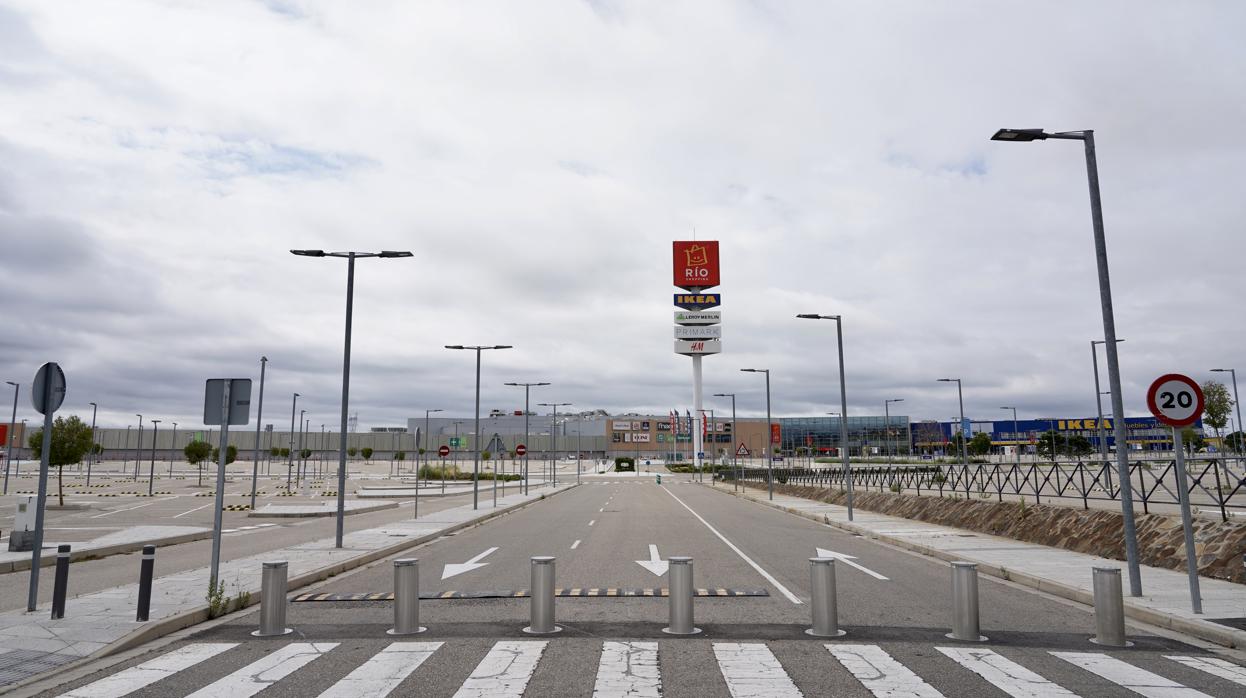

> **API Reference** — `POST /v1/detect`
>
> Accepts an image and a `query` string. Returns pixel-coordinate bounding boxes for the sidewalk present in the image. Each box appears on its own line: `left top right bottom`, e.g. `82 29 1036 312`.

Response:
0 525 212 573
721 484 1246 649
0 483 576 690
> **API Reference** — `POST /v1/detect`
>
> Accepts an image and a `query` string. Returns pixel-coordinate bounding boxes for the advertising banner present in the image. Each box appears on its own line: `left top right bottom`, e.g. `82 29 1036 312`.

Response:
770 423 782 444
673 240 720 290
613 421 631 431
674 339 722 355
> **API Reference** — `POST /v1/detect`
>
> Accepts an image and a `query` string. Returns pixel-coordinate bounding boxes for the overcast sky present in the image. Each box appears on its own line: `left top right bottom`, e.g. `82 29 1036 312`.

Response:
2 0 1244 431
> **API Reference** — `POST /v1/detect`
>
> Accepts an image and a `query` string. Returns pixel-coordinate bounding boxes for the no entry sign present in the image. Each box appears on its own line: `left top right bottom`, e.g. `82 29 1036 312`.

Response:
516 444 527 456
1146 374 1204 427
438 445 450 457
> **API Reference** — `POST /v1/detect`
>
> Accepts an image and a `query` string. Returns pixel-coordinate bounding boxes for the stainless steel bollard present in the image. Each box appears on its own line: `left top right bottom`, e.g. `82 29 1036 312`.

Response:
523 556 561 634
388 558 426 635
1090 566 1132 647
663 556 701 635
252 561 293 637
806 558 846 637
947 561 987 641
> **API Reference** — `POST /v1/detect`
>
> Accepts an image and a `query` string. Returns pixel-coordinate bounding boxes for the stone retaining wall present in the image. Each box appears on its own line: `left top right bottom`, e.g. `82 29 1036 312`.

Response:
754 483 1246 584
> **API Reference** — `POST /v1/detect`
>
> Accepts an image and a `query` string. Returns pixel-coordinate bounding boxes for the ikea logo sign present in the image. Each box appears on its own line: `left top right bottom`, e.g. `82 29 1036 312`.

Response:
674 293 721 310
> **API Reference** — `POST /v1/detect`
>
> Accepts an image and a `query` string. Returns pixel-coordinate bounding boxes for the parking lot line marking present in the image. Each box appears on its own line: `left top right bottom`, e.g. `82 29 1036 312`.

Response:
588 520 596 526
172 503 212 519
571 539 581 549
90 501 159 519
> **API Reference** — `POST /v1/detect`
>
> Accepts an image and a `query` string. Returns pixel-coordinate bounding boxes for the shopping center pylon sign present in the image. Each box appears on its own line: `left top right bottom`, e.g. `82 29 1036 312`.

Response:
673 240 721 471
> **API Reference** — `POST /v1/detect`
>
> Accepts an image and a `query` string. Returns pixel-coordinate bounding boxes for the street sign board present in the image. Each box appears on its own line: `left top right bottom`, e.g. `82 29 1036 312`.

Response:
674 325 722 340
673 293 720 311
674 339 722 355
438 445 450 457
736 442 750 456
674 310 721 326
770 423 781 444
1146 374 1204 427
673 240 720 291
203 379 252 425
31 362 66 415
516 444 527 456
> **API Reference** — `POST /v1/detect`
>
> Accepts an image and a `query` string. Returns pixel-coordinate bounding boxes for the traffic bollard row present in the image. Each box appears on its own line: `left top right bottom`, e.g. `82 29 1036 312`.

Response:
136 544 156 622
253 561 292 637
50 544 71 620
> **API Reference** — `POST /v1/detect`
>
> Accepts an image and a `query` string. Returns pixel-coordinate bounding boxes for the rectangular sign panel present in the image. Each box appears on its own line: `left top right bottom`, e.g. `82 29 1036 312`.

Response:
770 423 782 444
673 293 721 310
673 240 720 290
674 310 721 325
674 325 722 340
203 379 252 426
632 433 651 443
612 421 630 431
674 339 722 355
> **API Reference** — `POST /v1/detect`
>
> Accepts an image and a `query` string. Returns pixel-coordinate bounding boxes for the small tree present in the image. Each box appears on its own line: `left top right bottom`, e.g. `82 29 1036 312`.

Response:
279 447 290 458
299 448 311 460
211 445 238 464
184 440 211 486
395 451 405 462
361 447 373 462
270 447 280 458
417 447 426 456
1066 434 1094 457
27 415 94 506
481 450 491 461
347 447 358 458
1201 380 1233 450
967 432 993 456
1036 430 1062 460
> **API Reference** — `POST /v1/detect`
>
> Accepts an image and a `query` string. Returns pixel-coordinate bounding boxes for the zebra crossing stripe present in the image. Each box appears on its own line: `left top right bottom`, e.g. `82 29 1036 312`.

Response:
316 642 442 697
827 643 943 697
1165 655 1246 687
184 642 339 698
593 641 660 698
1051 652 1212 698
61 643 238 698
452 640 547 698
937 647 1077 697
713 642 802 697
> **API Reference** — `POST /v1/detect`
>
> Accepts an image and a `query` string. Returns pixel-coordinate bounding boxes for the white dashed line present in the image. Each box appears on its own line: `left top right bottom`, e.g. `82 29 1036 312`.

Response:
588 520 595 526
571 539 581 549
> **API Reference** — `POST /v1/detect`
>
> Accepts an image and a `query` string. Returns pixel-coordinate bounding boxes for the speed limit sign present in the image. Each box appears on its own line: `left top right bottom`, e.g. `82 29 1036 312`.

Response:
1146 374 1204 427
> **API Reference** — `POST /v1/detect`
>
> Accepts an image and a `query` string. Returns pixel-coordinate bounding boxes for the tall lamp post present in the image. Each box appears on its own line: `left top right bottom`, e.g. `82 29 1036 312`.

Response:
740 368 773 500
169 422 177 477
147 420 161 496
1092 339 1125 463
505 382 548 496
445 344 513 509
1211 369 1243 457
5 381 19 494
134 414 143 480
251 356 267 509
1001 407 1020 466
797 314 855 520
884 399 904 466
713 392 737 491
298 409 306 486
87 401 98 487
993 127 1142 595
937 379 969 491
539 402 572 488
287 392 299 493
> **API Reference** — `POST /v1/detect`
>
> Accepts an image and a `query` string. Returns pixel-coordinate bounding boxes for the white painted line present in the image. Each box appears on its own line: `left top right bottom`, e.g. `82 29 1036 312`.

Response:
662 487 802 604
589 520 596 526
442 547 499 580
317 642 442 697
1165 656 1246 687
712 642 802 697
594 641 660 698
571 539 581 550
827 644 943 697
635 544 668 577
1052 652 1211 697
61 643 238 698
90 501 159 519
185 642 338 698
938 647 1075 697
599 507 604 512
172 503 213 519
453 640 547 698
815 547 888 580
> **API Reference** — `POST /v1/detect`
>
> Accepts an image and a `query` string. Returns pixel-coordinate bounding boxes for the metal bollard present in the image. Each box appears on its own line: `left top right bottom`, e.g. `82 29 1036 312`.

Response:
663 556 701 635
1090 567 1132 647
252 561 293 637
524 556 561 634
50 545 71 620
947 561 987 642
136 544 156 622
388 558 426 635
806 558 846 637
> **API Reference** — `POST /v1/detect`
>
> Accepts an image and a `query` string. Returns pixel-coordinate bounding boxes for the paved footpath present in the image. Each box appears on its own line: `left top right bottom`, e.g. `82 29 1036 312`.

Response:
0 483 576 691
723 482 1246 648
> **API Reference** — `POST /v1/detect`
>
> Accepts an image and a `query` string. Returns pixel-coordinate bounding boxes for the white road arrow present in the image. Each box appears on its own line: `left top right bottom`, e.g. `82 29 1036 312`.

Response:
441 547 499 580
816 547 889 580
635 544 669 577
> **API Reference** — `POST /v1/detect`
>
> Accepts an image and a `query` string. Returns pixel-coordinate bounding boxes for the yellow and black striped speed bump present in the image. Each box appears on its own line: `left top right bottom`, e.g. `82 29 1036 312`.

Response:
292 588 768 602
222 504 252 511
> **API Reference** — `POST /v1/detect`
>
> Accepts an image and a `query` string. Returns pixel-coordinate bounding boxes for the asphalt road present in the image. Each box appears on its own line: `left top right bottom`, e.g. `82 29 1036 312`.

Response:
39 473 1246 696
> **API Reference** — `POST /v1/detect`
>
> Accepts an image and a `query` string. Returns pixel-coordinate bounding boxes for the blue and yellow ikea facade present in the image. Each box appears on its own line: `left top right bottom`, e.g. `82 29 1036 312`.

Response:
911 416 1202 452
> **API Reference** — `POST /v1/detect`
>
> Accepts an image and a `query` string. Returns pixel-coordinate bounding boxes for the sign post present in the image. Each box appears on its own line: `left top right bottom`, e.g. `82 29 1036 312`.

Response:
438 444 450 497
1146 373 1205 614
204 378 252 588
673 241 722 475
27 362 66 612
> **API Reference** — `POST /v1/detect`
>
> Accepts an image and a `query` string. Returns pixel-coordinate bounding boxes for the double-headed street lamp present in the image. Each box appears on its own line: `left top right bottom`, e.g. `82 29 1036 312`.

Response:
504 382 548 495
797 314 855 520
739 368 773 500
539 402 571 488
884 399 904 466
993 127 1142 596
445 344 513 509
134 414 143 480
1211 369 1243 456
251 356 268 510
713 392 738 491
936 379 968 471
87 401 98 486
287 392 300 493
1000 406 1020 466
292 248 413 548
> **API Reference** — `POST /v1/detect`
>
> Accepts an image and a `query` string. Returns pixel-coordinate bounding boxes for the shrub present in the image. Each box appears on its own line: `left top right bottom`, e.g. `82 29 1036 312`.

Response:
347 447 358 458
614 456 635 472
299 448 311 459
270 447 280 457
361 447 373 462
395 451 405 461
279 447 290 458
211 445 238 464
889 482 901 493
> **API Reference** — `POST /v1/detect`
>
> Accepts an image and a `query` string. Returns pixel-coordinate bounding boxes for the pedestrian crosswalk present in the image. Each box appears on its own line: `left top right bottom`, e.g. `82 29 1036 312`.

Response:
54 639 1245 697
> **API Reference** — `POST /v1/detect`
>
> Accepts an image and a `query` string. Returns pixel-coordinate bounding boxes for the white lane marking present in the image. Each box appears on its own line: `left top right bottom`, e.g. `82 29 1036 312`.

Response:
827 644 944 697
1052 652 1211 697
713 642 802 697
90 501 160 519
594 641 660 698
452 640 547 697
815 547 889 581
599 507 605 512
185 642 338 698
441 547 499 580
938 647 1076 697
61 643 238 697
589 520 596 526
635 544 668 577
662 486 803 604
172 503 213 519
571 539 581 550
1166 655 1246 686
317 642 442 697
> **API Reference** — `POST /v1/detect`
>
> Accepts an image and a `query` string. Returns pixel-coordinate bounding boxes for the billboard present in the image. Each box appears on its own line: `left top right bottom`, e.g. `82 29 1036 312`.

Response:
674 326 722 340
673 241 720 290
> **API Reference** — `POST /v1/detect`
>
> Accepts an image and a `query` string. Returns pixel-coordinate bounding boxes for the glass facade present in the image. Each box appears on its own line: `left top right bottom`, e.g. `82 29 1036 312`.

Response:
777 416 911 455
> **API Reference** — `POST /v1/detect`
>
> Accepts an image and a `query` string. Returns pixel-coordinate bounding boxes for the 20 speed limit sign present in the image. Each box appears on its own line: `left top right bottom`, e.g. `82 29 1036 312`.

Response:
1146 374 1204 427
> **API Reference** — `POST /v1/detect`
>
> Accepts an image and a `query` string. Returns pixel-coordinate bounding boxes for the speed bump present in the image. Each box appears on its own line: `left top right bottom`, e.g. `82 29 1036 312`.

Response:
291 588 769 602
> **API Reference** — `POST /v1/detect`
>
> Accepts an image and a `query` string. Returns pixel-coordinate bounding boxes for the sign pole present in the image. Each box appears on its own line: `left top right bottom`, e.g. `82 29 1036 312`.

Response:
1170 427 1203 613
26 375 55 612
209 382 230 587
693 355 704 476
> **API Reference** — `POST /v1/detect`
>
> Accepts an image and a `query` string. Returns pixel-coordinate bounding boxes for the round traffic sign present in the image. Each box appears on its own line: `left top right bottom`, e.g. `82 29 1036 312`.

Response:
1146 374 1204 427
515 444 527 457
438 445 450 458
31 362 66 416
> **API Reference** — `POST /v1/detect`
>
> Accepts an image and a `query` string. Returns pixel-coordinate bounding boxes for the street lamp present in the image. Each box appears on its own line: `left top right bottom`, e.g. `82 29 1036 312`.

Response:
169 422 177 477
288 392 300 493
740 368 773 500
1211 369 1243 457
505 382 548 496
251 356 268 510
87 401 98 487
134 414 143 481
298 409 306 486
1092 339 1125 463
292 248 412 548
538 402 571 489
797 313 855 520
147 420 161 496
884 399 904 466
5 381 20 494
445 344 513 509
1000 407 1020 466
994 127 1142 595
936 379 968 472
713 393 737 491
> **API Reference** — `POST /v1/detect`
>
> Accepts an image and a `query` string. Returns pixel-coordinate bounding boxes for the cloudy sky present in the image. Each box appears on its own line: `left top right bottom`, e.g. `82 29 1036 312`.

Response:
2 0 1244 432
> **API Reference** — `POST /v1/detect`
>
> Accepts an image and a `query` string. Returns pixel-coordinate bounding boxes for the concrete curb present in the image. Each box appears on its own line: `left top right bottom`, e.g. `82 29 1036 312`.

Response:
248 501 398 518
717 486 1246 650
0 530 214 574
